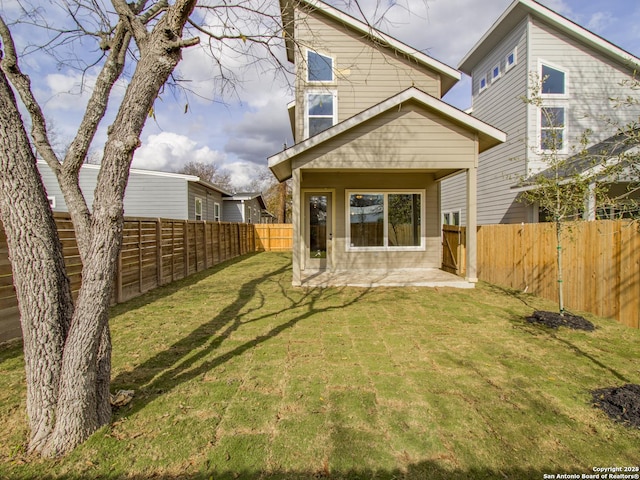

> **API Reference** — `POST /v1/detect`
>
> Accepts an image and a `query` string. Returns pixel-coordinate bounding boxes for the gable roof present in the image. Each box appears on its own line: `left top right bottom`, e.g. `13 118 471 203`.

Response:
279 0 461 96
458 0 640 74
268 87 506 181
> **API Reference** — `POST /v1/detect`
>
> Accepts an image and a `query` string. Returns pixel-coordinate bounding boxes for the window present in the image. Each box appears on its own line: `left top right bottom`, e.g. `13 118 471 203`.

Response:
307 51 334 82
195 197 203 221
214 202 221 222
306 92 337 137
540 106 565 151
443 211 460 226
541 64 565 95
48 196 56 209
505 48 517 72
491 64 501 82
348 192 422 249
479 75 488 93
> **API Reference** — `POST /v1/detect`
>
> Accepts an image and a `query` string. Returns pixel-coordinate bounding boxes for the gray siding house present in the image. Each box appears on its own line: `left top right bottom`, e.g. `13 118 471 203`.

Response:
222 193 268 224
38 161 231 221
441 0 640 225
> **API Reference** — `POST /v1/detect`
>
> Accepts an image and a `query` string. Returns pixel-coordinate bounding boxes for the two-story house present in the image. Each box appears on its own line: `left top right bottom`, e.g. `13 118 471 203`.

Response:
441 0 640 225
268 0 505 286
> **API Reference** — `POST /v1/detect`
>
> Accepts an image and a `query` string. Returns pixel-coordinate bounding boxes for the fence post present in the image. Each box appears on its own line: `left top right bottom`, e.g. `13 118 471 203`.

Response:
183 220 189 278
156 219 163 287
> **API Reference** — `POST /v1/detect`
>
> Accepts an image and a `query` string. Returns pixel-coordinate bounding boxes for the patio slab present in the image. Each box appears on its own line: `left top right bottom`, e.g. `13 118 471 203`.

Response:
300 268 474 288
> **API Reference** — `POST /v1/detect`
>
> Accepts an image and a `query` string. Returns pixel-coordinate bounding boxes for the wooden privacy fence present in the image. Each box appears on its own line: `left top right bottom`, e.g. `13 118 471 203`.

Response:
442 225 467 276
0 214 258 343
446 221 639 329
254 224 293 251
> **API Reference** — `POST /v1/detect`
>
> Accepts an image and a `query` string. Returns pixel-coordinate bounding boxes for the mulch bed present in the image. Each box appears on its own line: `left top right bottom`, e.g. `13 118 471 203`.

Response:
592 384 640 428
525 310 595 331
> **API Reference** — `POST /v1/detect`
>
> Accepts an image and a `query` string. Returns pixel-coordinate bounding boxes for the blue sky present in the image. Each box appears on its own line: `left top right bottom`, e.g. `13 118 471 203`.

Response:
4 0 640 189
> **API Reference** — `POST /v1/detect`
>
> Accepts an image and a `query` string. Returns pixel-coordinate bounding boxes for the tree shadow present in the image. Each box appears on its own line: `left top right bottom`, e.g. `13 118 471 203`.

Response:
110 254 373 417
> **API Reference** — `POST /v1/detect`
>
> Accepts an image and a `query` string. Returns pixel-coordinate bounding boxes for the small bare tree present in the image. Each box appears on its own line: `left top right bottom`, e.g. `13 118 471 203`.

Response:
518 74 640 315
178 159 234 192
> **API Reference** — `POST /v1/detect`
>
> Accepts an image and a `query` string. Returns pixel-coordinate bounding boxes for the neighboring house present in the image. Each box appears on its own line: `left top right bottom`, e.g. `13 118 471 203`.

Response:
38 161 232 221
268 0 505 286
441 0 640 225
222 192 269 224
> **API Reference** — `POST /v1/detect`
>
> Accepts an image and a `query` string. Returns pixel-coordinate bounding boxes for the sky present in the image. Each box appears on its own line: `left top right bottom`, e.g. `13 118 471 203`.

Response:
4 0 640 190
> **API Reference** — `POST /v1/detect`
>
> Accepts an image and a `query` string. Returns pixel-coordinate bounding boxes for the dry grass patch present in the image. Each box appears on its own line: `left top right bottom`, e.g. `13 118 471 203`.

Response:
0 252 639 479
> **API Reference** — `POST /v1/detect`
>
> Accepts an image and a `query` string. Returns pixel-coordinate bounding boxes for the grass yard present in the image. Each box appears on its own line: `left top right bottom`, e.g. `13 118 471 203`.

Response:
1 252 639 479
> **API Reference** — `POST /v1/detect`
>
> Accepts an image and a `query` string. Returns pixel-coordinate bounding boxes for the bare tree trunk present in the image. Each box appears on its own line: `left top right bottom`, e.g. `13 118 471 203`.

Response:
277 182 287 223
0 69 74 454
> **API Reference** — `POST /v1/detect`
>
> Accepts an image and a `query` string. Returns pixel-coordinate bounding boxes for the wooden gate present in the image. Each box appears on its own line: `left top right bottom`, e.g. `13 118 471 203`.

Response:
442 225 466 276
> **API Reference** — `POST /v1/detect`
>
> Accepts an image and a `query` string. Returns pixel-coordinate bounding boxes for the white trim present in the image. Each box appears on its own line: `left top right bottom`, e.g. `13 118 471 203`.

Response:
491 64 501 82
539 60 568 98
345 189 426 252
269 87 506 174
213 202 221 222
304 90 338 139
194 197 203 221
538 104 568 154
284 0 460 93
505 46 518 72
306 49 335 84
48 196 56 209
479 75 488 93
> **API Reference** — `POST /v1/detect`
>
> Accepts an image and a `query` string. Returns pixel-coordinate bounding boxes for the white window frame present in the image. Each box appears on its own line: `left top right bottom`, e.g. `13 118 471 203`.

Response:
538 104 568 154
539 60 568 99
491 64 501 83
48 196 56 209
345 190 425 252
442 210 461 226
306 49 335 84
505 47 517 72
479 74 488 93
305 90 338 138
214 202 221 222
194 197 203 221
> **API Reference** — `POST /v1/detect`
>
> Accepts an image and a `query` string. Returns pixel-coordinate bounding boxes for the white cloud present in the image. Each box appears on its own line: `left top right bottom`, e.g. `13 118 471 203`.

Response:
132 132 227 172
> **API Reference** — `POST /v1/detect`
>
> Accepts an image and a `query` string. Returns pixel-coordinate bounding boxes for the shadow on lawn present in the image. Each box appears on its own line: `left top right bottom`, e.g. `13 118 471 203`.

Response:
111 253 373 416
27 463 591 480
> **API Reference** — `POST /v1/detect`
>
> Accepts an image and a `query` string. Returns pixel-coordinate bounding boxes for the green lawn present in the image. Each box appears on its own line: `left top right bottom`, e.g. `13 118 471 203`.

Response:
1 252 639 479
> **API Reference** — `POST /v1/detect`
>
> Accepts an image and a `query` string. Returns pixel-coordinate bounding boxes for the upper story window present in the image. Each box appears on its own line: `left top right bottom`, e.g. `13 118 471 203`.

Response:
540 106 566 152
479 75 488 93
505 47 517 72
491 64 501 82
541 63 566 95
307 51 334 83
306 92 337 137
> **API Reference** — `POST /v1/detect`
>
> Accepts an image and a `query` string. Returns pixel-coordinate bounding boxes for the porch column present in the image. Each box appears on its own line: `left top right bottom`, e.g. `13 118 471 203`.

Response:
583 182 596 220
466 166 478 283
291 168 302 286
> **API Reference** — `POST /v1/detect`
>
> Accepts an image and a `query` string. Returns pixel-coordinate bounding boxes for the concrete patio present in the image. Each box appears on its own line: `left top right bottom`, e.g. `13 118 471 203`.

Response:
300 268 474 288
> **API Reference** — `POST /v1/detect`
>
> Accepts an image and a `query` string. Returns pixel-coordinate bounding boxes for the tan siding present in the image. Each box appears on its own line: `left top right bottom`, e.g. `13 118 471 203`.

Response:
293 105 477 172
294 8 442 141
302 172 441 270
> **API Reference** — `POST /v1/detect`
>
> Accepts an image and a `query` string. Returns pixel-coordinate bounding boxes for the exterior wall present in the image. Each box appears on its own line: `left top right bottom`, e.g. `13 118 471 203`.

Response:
292 104 478 171
443 14 640 226
301 171 441 271
293 7 442 143
187 183 224 221
442 18 530 225
223 201 244 223
526 18 640 173
39 162 189 220
289 104 479 279
244 199 263 224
